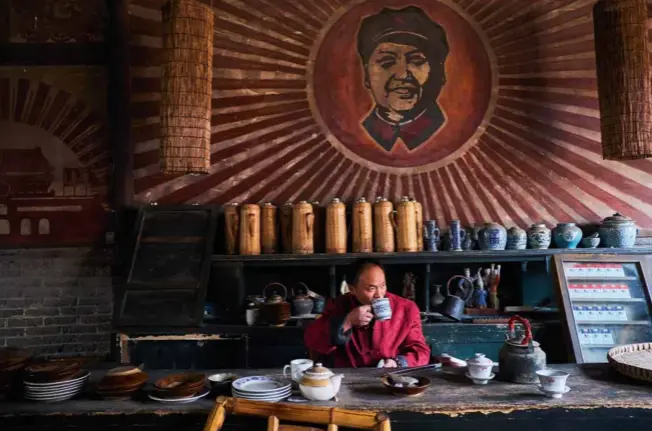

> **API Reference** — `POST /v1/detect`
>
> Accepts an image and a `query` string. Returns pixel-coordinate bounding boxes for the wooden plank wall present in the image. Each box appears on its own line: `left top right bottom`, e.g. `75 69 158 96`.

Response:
128 0 652 229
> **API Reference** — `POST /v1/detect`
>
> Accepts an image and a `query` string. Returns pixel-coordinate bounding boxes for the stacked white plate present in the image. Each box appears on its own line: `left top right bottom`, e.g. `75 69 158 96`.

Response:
232 376 291 402
24 371 89 402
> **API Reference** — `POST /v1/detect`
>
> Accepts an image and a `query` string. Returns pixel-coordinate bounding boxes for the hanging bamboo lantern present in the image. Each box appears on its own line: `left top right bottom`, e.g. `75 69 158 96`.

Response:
593 0 652 160
160 0 214 174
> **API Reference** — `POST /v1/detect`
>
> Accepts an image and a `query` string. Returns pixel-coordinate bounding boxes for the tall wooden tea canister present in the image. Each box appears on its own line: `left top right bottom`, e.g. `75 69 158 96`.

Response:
326 198 347 254
292 201 314 254
394 196 418 252
373 198 395 253
353 197 373 253
412 198 423 251
239 204 261 255
260 202 278 254
312 201 326 253
224 203 239 255
280 202 293 253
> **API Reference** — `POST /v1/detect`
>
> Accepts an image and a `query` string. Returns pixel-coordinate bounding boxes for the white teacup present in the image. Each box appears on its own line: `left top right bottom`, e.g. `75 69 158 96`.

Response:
466 353 494 379
371 298 392 321
536 369 569 393
283 359 313 383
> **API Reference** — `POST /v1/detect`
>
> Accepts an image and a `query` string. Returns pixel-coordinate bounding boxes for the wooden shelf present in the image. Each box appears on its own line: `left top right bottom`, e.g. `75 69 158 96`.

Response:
212 248 652 266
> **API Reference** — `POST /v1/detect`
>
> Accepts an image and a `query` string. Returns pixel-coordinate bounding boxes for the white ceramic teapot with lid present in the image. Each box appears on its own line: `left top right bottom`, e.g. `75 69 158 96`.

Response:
298 363 344 401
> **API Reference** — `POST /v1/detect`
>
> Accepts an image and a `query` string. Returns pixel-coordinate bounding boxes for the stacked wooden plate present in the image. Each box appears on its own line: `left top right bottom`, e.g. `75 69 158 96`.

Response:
149 373 209 404
608 342 652 384
96 366 149 400
23 359 88 402
231 376 292 402
0 348 31 398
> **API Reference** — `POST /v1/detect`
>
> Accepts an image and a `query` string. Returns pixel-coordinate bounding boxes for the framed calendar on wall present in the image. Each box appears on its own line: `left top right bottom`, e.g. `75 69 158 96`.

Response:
553 254 652 364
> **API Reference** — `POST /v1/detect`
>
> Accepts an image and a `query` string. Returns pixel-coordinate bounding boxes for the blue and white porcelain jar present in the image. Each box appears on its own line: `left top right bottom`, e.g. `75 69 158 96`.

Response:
553 223 582 249
478 222 507 250
527 224 551 249
506 227 527 250
599 213 637 248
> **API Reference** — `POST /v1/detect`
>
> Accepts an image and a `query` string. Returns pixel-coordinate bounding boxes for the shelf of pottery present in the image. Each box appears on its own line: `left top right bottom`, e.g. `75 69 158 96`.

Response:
557 259 652 364
221 198 639 255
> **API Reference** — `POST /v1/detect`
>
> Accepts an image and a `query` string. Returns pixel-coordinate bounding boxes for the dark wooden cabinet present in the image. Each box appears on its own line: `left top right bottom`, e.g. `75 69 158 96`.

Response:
114 205 217 327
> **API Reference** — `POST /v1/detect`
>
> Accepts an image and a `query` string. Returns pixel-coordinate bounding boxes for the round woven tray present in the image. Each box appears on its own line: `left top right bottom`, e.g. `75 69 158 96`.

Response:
608 342 652 383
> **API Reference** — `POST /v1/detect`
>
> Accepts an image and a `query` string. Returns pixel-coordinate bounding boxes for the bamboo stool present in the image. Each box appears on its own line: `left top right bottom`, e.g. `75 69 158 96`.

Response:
203 396 391 431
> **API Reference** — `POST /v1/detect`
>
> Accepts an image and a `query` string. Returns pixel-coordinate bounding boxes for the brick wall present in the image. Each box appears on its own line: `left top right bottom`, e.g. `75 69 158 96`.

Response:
0 248 114 357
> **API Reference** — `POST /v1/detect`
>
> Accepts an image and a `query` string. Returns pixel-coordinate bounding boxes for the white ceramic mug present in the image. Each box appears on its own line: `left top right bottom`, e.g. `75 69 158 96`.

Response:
371 298 392 321
283 359 313 383
245 309 259 326
536 369 569 392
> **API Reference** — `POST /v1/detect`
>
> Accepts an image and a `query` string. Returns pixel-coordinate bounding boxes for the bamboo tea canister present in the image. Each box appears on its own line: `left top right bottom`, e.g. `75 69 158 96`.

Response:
353 197 373 253
395 196 418 252
224 203 239 255
326 198 347 254
413 199 424 251
260 202 278 254
239 204 261 255
312 201 325 253
373 197 395 252
280 202 293 253
292 201 314 254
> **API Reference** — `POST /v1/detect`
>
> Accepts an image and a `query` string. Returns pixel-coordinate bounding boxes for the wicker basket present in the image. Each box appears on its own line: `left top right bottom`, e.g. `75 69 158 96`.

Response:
594 0 652 160
160 0 214 174
608 342 652 383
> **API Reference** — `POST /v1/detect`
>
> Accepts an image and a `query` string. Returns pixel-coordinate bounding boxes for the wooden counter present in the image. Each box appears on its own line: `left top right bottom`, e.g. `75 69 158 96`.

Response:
2 364 652 430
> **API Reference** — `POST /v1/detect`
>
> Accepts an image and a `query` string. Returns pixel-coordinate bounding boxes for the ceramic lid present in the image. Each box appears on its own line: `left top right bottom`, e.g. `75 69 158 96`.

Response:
356 197 367 203
467 353 493 367
602 213 635 226
508 227 525 233
302 363 333 380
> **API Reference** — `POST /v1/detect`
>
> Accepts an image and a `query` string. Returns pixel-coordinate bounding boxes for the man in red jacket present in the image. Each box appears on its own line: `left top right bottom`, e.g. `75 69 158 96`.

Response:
304 260 430 368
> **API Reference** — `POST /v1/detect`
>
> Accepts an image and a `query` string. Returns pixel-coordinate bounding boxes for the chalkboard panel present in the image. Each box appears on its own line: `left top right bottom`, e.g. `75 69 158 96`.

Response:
115 205 218 327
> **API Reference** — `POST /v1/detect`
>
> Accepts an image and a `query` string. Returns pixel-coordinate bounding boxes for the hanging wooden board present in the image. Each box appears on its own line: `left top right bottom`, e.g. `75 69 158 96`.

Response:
114 204 217 327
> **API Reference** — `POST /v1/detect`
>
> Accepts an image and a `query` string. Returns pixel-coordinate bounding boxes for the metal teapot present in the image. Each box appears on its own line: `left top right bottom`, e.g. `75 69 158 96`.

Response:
498 315 546 384
291 282 314 316
440 274 474 321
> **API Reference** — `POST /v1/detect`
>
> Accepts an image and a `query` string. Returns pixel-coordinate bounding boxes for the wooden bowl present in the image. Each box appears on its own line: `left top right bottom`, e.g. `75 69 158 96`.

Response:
381 375 431 397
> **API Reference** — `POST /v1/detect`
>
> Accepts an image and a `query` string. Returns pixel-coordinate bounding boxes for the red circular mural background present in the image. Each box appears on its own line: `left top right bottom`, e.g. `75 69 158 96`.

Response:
312 0 493 169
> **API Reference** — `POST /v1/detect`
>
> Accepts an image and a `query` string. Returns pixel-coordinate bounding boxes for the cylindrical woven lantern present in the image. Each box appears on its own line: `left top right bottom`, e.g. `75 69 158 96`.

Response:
160 0 213 174
593 0 652 160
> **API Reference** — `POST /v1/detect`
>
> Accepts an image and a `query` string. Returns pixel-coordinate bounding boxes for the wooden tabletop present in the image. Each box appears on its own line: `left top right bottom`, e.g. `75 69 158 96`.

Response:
1 364 652 417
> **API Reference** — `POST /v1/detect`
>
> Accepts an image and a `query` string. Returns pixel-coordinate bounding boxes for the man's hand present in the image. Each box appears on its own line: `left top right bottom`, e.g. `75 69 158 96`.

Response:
343 305 374 330
382 358 398 368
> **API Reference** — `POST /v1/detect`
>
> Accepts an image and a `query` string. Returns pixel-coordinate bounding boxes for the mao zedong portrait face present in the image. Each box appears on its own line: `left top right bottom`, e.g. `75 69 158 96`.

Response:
358 7 449 152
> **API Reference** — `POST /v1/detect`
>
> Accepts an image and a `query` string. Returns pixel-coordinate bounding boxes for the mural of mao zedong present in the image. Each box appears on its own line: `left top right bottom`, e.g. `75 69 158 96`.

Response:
358 6 449 152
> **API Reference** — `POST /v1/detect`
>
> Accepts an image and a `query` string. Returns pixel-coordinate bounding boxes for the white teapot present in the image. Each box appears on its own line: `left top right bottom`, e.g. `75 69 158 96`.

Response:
298 363 344 401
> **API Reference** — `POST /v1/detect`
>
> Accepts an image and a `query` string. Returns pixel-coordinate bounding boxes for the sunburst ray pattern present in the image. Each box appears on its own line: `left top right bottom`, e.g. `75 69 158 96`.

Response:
129 0 652 228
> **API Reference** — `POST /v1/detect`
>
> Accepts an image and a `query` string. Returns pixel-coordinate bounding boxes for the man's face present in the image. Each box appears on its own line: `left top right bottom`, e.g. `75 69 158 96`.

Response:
350 265 387 305
366 42 431 116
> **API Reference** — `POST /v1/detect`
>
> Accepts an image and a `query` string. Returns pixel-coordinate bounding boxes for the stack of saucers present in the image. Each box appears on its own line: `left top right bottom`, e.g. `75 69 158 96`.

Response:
0 348 31 398
149 373 210 404
96 366 148 400
231 376 292 402
23 359 88 402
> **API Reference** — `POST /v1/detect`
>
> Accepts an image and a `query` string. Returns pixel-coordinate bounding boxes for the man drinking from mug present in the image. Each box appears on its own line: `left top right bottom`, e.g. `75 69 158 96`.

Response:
304 260 430 368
